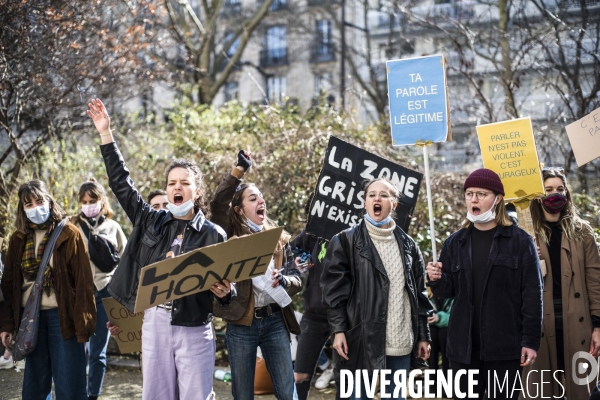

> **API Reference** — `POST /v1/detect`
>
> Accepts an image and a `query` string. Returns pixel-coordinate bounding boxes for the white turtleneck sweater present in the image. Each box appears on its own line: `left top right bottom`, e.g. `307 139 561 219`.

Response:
365 220 414 356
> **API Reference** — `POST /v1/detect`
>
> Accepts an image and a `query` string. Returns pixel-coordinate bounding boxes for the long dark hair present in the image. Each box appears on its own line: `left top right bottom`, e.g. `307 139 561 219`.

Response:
164 159 207 214
229 183 289 252
529 168 586 244
78 178 114 218
15 180 66 234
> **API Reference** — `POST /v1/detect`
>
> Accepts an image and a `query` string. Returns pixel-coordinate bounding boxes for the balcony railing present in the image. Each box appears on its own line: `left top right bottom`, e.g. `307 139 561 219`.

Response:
258 0 289 11
431 2 475 20
307 0 340 6
260 48 288 67
310 43 335 63
220 2 241 17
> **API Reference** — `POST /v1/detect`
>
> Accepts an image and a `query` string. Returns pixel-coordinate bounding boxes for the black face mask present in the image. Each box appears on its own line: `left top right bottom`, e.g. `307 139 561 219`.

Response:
541 193 567 214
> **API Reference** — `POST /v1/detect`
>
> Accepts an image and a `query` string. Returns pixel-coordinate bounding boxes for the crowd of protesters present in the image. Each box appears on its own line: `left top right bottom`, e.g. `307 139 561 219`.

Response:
0 97 598 400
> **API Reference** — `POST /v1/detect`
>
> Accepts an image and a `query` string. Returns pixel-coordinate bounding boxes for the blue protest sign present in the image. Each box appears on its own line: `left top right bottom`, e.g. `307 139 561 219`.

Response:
387 54 450 146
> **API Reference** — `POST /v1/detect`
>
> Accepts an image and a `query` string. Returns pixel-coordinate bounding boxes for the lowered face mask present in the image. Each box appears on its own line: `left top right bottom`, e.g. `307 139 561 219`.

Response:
466 196 498 224
541 193 567 214
167 199 194 218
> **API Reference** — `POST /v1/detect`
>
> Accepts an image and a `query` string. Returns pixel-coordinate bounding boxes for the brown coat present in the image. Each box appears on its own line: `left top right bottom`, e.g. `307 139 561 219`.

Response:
209 170 302 335
522 223 600 399
0 223 96 343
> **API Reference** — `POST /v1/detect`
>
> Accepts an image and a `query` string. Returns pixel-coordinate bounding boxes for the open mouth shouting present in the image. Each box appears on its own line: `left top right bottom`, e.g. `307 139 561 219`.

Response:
471 206 481 215
256 207 266 221
373 203 383 218
173 193 184 206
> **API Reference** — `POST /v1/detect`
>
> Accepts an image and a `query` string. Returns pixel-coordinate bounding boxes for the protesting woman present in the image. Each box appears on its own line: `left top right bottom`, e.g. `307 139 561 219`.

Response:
87 98 230 400
522 167 600 399
321 178 432 400
210 150 303 400
427 168 543 400
0 180 96 399
74 179 127 400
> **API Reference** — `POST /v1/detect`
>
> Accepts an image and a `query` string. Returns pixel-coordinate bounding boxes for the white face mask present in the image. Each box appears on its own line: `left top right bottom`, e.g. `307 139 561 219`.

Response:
167 199 194 218
466 196 498 224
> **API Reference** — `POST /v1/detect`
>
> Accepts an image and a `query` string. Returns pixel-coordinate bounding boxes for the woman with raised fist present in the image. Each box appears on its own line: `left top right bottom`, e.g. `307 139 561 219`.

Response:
210 150 304 400
87 98 230 400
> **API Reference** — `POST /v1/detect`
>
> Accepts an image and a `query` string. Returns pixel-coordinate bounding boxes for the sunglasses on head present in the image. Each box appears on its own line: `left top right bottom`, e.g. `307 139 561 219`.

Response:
542 166 565 173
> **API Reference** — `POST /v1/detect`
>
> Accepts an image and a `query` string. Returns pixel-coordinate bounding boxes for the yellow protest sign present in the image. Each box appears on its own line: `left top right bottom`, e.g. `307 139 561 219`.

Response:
476 117 543 201
565 107 600 167
102 297 143 353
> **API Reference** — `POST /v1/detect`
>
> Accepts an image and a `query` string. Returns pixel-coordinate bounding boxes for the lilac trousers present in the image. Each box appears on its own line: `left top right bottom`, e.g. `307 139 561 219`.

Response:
142 307 215 400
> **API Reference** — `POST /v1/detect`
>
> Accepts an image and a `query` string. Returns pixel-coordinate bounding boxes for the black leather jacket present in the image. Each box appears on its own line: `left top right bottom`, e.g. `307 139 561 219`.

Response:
321 221 432 373
428 224 543 364
101 143 227 327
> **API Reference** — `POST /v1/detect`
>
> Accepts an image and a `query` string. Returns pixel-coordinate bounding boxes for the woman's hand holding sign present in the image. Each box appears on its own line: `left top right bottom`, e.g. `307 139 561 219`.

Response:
426 261 443 281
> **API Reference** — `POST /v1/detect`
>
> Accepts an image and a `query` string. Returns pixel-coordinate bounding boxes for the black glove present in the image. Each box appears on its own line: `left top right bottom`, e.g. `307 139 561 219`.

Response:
236 150 252 172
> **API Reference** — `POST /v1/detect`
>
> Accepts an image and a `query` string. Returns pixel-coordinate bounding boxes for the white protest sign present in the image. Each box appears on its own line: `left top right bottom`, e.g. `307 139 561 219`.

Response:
565 107 600 167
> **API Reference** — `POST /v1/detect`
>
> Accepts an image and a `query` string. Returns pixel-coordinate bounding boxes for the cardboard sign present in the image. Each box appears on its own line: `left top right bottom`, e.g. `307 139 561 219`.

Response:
102 297 143 353
476 117 544 201
565 107 600 167
387 54 451 146
134 227 283 313
306 136 423 240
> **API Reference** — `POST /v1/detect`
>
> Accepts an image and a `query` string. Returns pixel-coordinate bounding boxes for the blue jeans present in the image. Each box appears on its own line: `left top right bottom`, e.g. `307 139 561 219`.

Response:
348 354 411 400
87 286 111 396
22 308 87 400
226 311 298 400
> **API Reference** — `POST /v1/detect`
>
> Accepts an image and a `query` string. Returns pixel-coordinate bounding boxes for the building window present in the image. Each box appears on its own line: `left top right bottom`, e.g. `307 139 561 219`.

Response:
270 0 287 11
311 20 335 63
221 0 241 17
267 76 286 102
261 26 288 67
224 32 240 58
224 82 239 102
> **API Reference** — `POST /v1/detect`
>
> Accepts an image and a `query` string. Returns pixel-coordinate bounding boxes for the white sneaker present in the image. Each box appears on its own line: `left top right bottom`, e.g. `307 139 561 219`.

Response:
314 367 334 389
0 355 14 370
14 359 25 370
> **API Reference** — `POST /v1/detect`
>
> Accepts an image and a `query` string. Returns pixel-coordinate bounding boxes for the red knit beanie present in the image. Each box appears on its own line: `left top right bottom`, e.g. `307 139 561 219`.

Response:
463 168 505 195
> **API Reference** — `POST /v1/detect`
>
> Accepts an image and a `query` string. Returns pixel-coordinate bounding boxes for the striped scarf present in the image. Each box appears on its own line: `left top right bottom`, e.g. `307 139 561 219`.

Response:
21 220 55 296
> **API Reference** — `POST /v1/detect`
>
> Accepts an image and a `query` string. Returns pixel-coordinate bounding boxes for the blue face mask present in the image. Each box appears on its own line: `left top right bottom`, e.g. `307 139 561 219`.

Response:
25 204 51 225
364 214 394 227
246 218 264 232
167 199 194 218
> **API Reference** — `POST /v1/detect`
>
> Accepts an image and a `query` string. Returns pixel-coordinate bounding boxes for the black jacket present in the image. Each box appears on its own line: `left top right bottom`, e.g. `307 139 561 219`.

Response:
321 221 432 373
290 229 328 318
428 224 543 363
101 143 227 327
